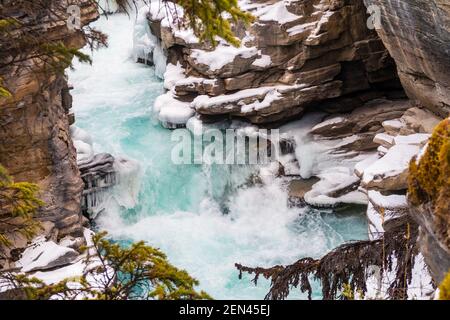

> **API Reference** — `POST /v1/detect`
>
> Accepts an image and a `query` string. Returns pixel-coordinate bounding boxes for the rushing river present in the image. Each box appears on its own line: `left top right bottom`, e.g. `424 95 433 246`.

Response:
69 14 368 299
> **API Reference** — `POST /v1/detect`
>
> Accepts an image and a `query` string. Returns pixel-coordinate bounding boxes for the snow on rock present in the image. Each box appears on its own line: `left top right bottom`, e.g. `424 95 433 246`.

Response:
17 236 79 273
362 144 421 190
368 190 407 209
142 0 401 125
304 167 367 207
367 191 407 231
59 236 84 250
354 153 380 178
254 1 301 24
29 229 113 298
240 89 283 113
192 85 279 114
251 54 272 68
163 62 186 91
30 230 92 285
287 21 317 36
146 0 199 45
373 132 395 148
278 113 380 206
280 113 374 179
310 116 347 132
377 145 388 156
393 133 430 146
190 45 259 72
382 119 405 135
153 91 194 128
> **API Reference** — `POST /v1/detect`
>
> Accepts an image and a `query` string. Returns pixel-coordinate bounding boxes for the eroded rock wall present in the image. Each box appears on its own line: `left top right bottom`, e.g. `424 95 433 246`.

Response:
362 0 450 285
0 0 98 246
364 0 450 117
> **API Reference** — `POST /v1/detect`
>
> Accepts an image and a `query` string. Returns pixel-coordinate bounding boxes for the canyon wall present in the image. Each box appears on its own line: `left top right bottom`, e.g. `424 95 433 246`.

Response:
0 0 448 291
364 0 450 117
146 0 403 128
0 0 98 262
363 0 450 283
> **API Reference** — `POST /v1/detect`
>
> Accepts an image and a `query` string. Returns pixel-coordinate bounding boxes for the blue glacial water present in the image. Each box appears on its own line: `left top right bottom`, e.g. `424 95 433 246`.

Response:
69 14 368 299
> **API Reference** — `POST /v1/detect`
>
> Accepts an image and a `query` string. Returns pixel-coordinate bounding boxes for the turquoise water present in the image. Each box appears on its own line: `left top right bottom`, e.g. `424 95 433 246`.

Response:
69 14 368 299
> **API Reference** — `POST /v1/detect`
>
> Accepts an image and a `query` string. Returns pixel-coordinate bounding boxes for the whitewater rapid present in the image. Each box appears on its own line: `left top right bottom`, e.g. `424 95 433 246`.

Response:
68 14 367 299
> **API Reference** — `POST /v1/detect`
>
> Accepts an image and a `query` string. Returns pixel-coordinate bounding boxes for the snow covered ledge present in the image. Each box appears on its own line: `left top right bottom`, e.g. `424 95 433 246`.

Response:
130 0 367 128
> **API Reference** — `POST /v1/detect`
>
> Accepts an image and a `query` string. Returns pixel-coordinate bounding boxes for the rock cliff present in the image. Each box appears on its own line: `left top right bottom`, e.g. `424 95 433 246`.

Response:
363 0 450 286
0 0 99 262
143 0 402 128
364 0 450 117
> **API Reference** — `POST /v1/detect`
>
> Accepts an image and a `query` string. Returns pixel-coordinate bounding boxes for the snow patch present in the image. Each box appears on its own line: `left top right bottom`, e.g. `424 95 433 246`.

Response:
368 190 407 209
17 237 79 273
154 91 194 126
255 1 301 24
362 144 420 185
304 167 367 207
190 45 258 71
252 54 272 68
393 133 430 146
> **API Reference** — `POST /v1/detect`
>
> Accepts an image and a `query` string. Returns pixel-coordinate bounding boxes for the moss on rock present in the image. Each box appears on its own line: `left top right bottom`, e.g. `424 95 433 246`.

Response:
439 270 450 300
408 118 450 247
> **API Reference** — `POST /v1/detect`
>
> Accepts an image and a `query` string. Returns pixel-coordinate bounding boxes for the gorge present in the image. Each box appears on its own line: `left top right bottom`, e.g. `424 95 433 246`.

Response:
0 0 449 300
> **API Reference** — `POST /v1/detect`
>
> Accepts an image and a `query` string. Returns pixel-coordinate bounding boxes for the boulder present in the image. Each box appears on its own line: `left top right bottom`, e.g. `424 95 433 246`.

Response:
288 177 320 206
16 237 79 273
362 144 421 191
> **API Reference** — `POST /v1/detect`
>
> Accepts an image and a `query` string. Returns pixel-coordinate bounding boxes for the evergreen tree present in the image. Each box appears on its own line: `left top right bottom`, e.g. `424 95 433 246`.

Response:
0 232 211 300
0 164 43 254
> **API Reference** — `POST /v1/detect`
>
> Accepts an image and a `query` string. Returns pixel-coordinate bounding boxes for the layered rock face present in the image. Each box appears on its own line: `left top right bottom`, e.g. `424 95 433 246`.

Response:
0 0 99 253
146 0 402 127
362 0 450 285
408 119 450 284
364 0 450 117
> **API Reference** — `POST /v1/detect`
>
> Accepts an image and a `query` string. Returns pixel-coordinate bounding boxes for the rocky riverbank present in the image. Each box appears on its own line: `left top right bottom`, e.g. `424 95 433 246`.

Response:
137 0 449 297
0 0 99 270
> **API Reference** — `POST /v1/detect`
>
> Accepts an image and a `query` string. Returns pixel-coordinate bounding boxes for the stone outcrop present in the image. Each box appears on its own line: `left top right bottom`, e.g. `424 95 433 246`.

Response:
410 202 450 284
364 0 450 118
0 0 99 265
277 96 444 242
408 119 450 284
146 0 402 127
277 98 414 208
361 0 450 280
